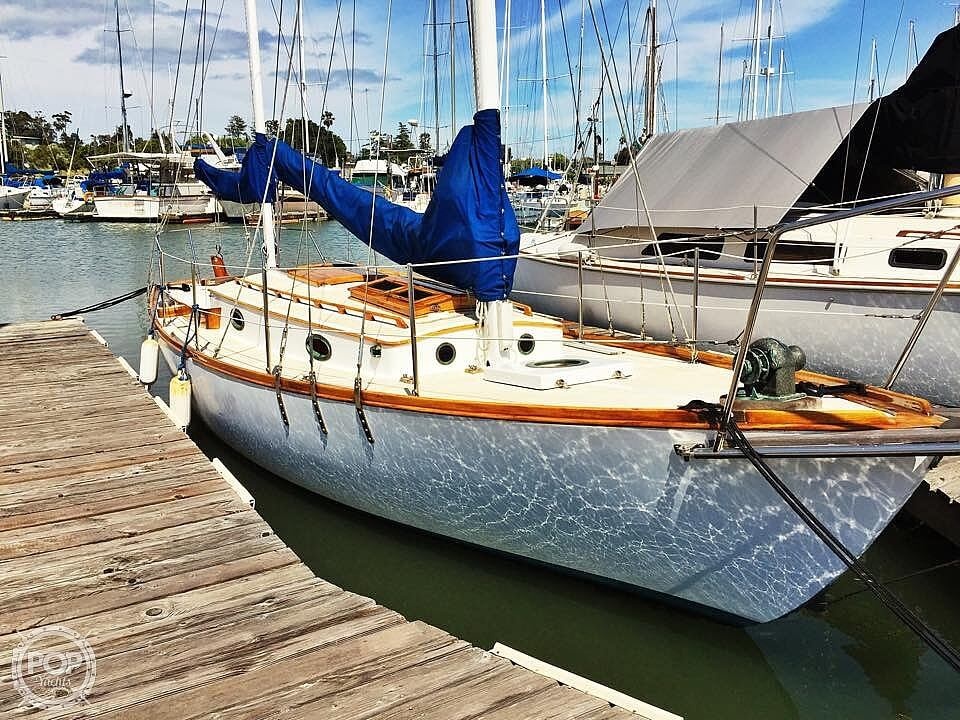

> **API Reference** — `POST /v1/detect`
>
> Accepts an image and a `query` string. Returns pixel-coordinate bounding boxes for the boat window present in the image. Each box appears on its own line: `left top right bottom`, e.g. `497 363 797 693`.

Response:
230 309 245 331
436 342 456 365
744 240 835 264
643 234 723 261
305 333 332 361
888 247 947 271
518 333 536 355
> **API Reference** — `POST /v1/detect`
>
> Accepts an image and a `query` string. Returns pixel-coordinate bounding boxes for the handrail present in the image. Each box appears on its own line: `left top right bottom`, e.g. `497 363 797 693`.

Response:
714 182 960 451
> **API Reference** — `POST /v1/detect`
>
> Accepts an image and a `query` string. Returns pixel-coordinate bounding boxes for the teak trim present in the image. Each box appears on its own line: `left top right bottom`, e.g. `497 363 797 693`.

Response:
154 323 943 432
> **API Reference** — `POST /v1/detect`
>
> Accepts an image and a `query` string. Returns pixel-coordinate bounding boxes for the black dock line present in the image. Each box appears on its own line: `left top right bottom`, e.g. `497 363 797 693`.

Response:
51 286 149 320
726 419 960 674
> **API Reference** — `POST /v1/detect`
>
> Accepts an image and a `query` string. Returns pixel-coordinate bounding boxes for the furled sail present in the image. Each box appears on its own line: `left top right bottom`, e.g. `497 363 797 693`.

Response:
194 133 277 203
195 111 519 301
844 24 960 174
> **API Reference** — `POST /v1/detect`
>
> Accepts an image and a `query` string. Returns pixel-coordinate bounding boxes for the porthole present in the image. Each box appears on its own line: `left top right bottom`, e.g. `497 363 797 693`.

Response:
231 308 245 331
888 247 947 271
306 333 332 361
436 342 456 365
518 333 536 355
526 358 589 369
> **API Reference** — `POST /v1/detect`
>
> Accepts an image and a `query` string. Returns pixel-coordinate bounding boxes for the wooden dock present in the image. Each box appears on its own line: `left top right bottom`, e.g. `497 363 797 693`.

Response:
0 320 674 719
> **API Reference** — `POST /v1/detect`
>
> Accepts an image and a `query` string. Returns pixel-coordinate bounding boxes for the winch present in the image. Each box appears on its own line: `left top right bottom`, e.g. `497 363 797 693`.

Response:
738 337 807 401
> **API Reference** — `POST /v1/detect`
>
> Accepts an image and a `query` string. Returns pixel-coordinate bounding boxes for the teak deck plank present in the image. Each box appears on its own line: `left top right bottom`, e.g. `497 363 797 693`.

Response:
0 320 662 720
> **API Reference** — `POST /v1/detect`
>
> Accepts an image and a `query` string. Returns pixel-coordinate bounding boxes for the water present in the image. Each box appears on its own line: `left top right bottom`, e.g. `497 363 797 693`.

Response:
2 218 959 719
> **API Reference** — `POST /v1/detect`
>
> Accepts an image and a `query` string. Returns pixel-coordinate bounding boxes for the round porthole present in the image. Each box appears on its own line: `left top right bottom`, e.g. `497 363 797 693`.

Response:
526 358 588 369
436 342 456 365
305 333 332 361
231 308 245 331
518 333 536 355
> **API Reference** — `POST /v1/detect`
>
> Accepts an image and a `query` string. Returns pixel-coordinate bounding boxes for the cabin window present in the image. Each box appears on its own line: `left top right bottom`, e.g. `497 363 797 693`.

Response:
518 333 536 355
230 309 245 331
744 240 835 264
436 342 456 365
888 247 947 271
305 333 332 361
644 234 723 261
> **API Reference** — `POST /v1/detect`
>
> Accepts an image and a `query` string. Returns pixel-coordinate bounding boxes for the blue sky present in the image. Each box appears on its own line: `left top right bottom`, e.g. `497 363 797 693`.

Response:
0 1 955 159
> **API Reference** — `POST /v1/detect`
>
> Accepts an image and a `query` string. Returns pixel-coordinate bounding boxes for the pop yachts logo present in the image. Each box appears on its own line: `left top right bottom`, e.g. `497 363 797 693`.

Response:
11 625 96 709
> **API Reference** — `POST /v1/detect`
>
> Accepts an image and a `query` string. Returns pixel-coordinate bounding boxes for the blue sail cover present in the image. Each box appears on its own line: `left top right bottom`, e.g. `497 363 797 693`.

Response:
193 133 277 203
199 110 518 300
273 109 518 299
509 167 562 183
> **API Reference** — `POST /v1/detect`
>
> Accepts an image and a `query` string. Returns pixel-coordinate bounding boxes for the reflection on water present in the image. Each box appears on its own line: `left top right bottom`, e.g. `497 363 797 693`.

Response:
1 219 958 719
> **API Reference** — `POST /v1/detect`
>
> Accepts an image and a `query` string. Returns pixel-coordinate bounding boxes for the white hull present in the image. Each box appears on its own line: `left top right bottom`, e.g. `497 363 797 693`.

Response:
0 185 30 210
92 193 220 222
158 339 928 623
51 196 92 216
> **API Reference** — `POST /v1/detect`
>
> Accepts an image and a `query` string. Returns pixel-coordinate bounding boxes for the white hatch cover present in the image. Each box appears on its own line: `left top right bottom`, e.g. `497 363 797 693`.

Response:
483 357 632 390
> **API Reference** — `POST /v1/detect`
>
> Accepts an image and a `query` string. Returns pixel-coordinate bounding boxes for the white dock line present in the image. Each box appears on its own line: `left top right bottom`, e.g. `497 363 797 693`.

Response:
152 395 186 432
211 458 255 509
490 643 682 720
116 356 138 380
88 328 109 347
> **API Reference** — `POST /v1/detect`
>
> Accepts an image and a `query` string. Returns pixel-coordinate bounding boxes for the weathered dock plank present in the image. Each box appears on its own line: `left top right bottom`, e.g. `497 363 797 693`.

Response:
0 320 674 719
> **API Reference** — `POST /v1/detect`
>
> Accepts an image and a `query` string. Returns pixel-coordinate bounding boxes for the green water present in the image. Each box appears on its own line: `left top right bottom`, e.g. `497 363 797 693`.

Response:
2 219 959 719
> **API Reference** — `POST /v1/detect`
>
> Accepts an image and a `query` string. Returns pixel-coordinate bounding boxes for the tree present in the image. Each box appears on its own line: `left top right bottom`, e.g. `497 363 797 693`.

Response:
418 132 432 152
280 118 347 167
225 115 248 140
51 111 73 143
264 119 280 136
394 122 413 151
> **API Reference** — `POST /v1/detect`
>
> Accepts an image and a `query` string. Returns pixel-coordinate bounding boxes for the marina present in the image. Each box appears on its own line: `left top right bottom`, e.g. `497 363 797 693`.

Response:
2 0 960 716
2 218 959 719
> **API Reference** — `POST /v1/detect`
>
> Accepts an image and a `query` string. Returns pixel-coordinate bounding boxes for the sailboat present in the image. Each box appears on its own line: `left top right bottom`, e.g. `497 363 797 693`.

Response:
516 24 960 407
0 63 32 212
148 0 960 625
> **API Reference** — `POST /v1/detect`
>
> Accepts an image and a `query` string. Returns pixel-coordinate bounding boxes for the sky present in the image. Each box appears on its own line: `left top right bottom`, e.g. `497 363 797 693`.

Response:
0 0 957 160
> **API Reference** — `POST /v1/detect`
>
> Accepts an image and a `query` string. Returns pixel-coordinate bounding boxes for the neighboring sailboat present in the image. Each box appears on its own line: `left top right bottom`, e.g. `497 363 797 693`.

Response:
517 25 960 406
0 62 31 212
149 0 960 626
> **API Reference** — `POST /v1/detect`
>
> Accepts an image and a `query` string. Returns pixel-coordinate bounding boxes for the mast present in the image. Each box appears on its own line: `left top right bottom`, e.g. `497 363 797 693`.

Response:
540 0 548 167
243 0 277 269
432 0 440 154
449 0 456 144
762 0 774 118
468 0 513 364
868 37 878 102
115 0 131 153
749 0 762 120
298 0 310 158
906 19 917 81
0 61 7 172
501 0 511 175
643 0 657 137
775 48 785 114
714 23 723 125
